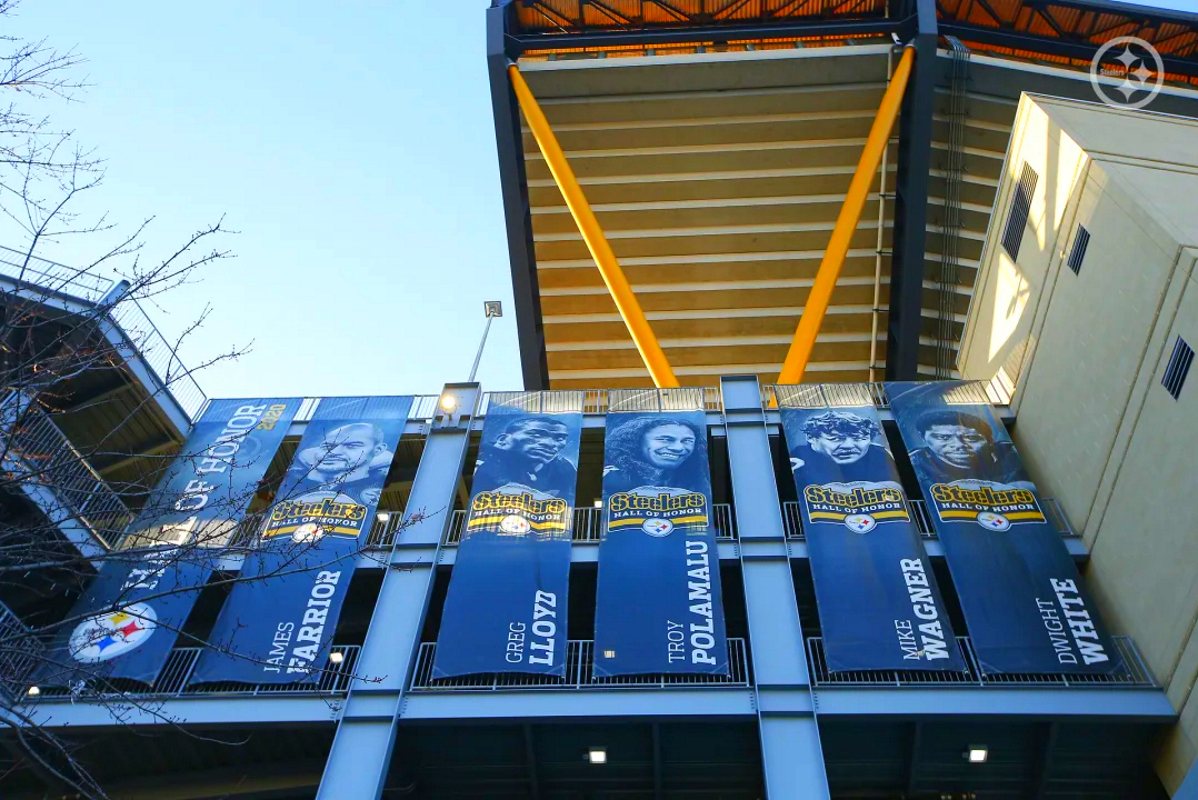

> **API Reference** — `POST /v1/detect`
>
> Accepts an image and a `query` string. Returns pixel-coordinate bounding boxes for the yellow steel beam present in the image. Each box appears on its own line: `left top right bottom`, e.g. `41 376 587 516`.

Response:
777 45 916 385
508 65 680 389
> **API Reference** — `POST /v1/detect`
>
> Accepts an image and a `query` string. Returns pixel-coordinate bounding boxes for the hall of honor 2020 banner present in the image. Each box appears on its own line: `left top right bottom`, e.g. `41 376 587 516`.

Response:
887 381 1121 675
777 384 963 673
44 398 299 685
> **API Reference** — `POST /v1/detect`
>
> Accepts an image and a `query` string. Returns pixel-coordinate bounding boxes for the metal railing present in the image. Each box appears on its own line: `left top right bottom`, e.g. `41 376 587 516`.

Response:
0 246 208 421
783 497 1077 540
762 378 1012 410
436 503 737 547
479 388 724 416
108 296 207 421
806 636 1154 688
410 638 749 691
33 645 361 700
0 392 133 548
0 600 44 701
288 394 442 424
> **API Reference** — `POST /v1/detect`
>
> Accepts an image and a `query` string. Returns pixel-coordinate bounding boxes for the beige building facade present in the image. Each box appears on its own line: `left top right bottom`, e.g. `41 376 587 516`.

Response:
958 93 1198 794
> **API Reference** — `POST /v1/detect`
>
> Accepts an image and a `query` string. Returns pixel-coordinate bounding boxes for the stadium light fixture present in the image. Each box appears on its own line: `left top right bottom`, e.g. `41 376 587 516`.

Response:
439 394 457 413
468 301 504 382
376 512 390 523
587 747 607 765
593 499 603 508
26 686 40 697
966 745 988 763
329 651 345 665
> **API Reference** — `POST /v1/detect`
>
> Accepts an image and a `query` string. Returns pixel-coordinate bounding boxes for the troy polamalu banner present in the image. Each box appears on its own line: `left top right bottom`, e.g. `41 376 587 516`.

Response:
887 381 1121 675
594 408 728 677
777 385 963 673
43 399 298 685
433 394 583 678
191 395 411 685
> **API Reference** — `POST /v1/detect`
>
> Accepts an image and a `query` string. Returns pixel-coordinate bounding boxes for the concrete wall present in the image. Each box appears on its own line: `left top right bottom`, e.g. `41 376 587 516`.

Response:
957 94 1198 796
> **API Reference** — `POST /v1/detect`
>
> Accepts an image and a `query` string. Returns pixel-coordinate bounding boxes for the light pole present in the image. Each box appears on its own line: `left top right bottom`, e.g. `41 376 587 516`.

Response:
468 301 503 383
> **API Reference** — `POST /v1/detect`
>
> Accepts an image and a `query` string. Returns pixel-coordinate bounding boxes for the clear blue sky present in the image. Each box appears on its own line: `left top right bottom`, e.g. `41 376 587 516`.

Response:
4 0 1196 400
5 1 519 400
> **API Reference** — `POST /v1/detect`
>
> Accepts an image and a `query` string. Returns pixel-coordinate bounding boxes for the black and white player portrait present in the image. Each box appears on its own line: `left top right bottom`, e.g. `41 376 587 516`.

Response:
603 415 708 495
907 408 1033 489
289 421 394 507
472 415 579 496
785 409 899 485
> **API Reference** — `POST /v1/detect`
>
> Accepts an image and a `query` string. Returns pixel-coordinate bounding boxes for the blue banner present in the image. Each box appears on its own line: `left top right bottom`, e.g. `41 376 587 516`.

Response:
43 399 298 685
191 395 411 685
433 398 582 678
887 381 1121 674
777 386 963 672
594 409 728 677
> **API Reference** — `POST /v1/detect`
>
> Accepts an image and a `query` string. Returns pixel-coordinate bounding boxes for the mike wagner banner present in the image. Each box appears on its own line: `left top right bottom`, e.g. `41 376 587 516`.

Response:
777 385 963 673
594 408 728 677
43 398 298 685
191 395 411 685
433 395 583 678
887 381 1121 675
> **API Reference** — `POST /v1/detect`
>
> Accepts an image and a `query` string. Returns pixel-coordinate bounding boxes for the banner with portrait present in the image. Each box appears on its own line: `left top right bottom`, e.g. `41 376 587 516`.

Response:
191 395 411 685
43 398 299 685
433 395 583 678
777 385 963 672
594 408 728 677
887 381 1121 674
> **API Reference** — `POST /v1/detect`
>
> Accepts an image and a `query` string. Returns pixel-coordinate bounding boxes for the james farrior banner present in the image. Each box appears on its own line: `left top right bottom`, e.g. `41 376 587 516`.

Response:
594 410 728 677
191 395 411 685
887 381 1121 675
44 398 298 685
433 399 582 678
778 386 963 672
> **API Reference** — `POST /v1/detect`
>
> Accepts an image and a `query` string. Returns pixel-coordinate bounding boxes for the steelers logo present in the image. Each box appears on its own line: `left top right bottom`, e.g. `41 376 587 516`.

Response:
69 603 157 663
977 511 1011 531
499 515 531 535
643 518 674 537
293 522 325 543
844 513 877 534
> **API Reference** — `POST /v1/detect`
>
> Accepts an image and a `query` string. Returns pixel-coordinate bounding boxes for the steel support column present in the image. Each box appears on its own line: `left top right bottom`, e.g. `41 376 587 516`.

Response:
1178 758 1198 800
721 376 830 799
886 0 938 380
487 4 548 390
316 384 481 800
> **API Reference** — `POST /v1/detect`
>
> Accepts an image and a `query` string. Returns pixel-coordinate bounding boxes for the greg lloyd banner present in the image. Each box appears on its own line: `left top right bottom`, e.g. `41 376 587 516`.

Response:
44 398 298 685
594 401 728 677
433 393 583 678
777 384 963 672
887 381 1121 675
192 395 411 685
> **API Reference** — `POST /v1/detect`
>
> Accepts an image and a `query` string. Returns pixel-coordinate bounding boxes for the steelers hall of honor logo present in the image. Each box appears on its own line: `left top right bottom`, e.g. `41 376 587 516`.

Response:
977 511 1011 531
844 513 877 534
500 514 532 535
293 522 325 543
643 518 674 537
69 603 157 663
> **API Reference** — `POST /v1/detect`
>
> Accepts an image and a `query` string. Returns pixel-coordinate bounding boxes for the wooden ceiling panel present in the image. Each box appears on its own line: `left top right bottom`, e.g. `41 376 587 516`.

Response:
542 310 882 344
547 339 879 372
534 223 887 261
527 167 890 206
531 196 879 235
522 141 871 182
536 255 882 288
